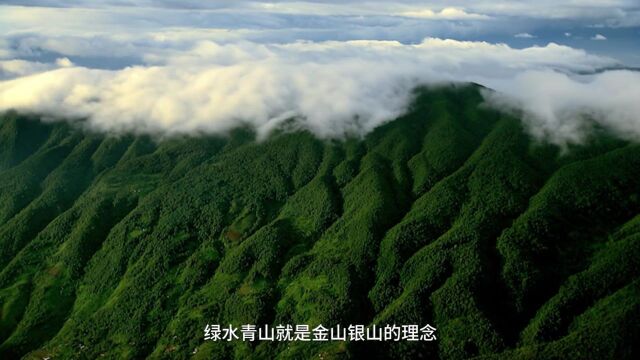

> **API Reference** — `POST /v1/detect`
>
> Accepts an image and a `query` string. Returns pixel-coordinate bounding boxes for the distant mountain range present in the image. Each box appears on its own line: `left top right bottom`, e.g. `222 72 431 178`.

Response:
0 85 638 359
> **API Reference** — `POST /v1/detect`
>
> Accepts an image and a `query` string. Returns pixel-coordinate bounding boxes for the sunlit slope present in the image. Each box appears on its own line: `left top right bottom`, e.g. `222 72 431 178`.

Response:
0 85 638 359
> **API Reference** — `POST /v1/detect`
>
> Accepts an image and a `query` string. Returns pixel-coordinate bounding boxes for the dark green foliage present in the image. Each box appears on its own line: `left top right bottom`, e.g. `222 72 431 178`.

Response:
0 85 638 359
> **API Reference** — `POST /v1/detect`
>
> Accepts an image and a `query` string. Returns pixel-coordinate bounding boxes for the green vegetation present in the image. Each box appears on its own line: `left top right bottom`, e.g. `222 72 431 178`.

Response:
0 85 638 359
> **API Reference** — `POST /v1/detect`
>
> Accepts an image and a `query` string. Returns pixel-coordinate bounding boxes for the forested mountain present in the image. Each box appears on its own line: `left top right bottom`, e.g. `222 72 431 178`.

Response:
0 85 638 359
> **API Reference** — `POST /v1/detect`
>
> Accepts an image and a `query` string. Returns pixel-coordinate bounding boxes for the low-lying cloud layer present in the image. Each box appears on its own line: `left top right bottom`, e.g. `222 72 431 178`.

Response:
1 37 638 144
484 70 640 144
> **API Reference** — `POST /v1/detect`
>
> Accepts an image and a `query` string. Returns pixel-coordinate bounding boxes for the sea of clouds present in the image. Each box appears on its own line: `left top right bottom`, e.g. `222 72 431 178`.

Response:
0 34 639 144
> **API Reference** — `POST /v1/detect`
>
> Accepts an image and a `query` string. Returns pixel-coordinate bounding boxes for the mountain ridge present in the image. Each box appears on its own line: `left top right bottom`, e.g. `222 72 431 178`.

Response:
0 84 638 359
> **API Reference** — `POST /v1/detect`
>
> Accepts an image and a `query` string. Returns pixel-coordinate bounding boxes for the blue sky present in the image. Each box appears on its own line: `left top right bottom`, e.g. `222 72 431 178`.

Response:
1 0 639 66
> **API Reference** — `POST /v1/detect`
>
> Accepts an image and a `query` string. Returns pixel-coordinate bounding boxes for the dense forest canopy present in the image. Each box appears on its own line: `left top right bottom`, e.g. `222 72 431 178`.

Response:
0 85 638 359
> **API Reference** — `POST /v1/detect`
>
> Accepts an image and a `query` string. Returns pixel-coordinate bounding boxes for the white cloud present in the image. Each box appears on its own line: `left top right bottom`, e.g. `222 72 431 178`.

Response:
0 1 639 147
55 57 74 67
484 70 640 144
0 57 71 79
399 7 490 20
591 33 607 40
2 37 636 145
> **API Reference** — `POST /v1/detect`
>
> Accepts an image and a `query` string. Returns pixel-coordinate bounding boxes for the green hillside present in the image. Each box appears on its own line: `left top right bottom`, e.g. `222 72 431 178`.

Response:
0 85 638 359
